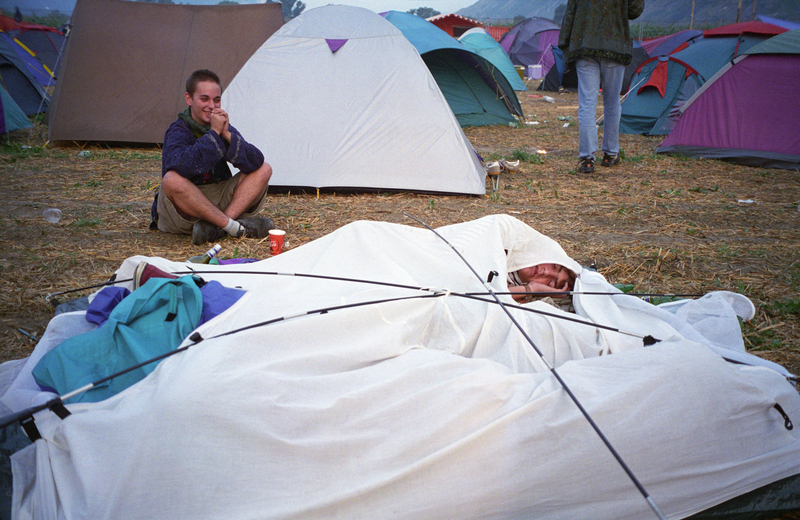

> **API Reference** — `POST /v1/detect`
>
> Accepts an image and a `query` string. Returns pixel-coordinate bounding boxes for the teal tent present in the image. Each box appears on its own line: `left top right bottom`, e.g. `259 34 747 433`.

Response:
0 84 31 134
459 27 527 92
384 11 523 127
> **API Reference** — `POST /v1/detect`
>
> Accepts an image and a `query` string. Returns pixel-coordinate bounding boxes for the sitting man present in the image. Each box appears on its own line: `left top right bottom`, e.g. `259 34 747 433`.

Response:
151 69 275 245
507 263 576 303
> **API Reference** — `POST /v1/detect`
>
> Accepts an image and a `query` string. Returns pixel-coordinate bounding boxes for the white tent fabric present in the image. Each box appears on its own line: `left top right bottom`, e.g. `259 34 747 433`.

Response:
222 5 486 195
6 215 800 520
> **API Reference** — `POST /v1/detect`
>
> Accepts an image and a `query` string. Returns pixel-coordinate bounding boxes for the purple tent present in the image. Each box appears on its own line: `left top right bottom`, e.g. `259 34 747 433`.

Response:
499 17 559 75
657 29 800 169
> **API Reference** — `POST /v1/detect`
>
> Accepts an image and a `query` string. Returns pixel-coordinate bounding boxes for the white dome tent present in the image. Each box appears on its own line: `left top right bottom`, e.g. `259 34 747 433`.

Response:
223 5 486 195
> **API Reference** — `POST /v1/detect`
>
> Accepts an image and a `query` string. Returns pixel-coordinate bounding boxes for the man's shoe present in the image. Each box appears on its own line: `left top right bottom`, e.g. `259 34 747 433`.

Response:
237 217 275 239
192 220 226 245
600 153 622 167
578 157 595 173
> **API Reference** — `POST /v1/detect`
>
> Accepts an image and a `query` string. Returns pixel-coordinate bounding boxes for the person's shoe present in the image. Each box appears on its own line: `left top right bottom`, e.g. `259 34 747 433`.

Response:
577 157 595 173
133 261 178 290
600 153 622 167
237 217 275 239
192 220 226 245
500 159 520 173
484 161 501 175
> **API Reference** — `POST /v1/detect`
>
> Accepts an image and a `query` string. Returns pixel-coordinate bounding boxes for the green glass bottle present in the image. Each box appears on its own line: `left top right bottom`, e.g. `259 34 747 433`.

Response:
188 244 221 264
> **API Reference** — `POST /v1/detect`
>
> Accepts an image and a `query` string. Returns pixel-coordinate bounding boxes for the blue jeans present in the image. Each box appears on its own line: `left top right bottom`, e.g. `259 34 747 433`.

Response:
576 58 625 160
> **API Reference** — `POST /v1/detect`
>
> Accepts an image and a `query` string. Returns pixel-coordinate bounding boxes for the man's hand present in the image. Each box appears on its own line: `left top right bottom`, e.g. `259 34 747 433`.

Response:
209 108 231 143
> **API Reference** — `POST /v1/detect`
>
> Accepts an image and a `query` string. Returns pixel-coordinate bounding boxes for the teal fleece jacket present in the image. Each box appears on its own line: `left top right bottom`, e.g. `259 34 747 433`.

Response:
558 0 645 65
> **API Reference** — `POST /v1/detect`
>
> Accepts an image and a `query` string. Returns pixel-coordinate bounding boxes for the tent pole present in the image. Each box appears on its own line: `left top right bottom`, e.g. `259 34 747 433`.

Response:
736 0 743 22
690 0 696 29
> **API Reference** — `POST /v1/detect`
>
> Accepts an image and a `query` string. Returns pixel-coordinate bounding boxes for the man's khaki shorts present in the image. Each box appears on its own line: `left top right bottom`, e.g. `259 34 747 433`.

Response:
156 175 267 235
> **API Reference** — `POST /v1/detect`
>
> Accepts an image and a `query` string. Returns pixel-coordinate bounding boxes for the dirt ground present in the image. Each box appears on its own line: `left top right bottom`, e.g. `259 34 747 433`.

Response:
1 88 799 381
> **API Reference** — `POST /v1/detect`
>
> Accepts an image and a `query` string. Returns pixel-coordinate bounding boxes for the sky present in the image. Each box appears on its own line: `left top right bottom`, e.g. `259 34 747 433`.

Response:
13 0 475 17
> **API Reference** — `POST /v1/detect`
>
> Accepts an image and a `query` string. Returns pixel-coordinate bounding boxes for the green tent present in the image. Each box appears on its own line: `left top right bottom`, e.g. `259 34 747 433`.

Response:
0 84 31 134
384 11 523 127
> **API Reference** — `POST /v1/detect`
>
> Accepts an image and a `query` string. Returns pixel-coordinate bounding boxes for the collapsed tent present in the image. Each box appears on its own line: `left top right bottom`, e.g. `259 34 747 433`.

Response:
0 83 32 134
3 214 800 520
656 29 800 169
620 21 787 135
384 10 523 127
459 27 527 91
499 17 560 76
46 0 284 144
0 32 49 116
223 5 486 194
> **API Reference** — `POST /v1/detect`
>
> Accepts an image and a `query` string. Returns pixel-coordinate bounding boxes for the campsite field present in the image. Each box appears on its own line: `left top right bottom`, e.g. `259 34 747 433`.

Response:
1 88 799 379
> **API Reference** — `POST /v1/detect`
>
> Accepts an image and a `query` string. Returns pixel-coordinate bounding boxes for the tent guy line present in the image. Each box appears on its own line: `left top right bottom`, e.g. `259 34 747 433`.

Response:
402 212 670 520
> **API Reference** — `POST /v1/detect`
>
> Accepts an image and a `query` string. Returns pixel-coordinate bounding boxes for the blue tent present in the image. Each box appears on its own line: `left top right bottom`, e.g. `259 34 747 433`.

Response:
755 15 800 31
459 27 527 91
0 32 49 115
0 32 55 87
384 11 522 127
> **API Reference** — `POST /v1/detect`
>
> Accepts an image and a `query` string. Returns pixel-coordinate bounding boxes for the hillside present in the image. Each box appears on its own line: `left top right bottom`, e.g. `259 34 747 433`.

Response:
458 0 800 26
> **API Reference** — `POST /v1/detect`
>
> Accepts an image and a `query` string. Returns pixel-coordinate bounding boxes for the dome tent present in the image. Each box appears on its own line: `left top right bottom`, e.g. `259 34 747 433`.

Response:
459 27 527 92
383 10 523 128
499 17 560 76
620 21 786 136
224 6 486 194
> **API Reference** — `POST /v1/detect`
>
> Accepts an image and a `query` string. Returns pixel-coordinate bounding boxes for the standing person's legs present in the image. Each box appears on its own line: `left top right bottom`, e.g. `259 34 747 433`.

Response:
599 59 626 158
576 58 601 161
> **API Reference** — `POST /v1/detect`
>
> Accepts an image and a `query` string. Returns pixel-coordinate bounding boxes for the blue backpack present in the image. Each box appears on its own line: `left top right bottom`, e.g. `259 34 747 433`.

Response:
32 276 203 403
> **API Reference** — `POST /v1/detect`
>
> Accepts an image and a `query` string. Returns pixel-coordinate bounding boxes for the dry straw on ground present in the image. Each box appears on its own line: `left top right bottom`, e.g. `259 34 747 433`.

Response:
1 89 799 380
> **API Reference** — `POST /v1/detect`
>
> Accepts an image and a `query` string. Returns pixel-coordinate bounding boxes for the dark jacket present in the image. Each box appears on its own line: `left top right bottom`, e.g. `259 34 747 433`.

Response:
151 117 265 221
558 0 645 65
161 118 264 185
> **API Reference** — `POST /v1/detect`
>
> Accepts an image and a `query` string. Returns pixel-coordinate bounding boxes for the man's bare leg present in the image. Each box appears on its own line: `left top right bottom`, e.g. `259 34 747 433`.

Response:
223 162 272 219
161 171 230 229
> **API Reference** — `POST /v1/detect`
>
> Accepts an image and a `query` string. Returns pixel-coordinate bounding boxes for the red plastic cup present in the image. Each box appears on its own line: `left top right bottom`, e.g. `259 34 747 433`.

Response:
269 229 285 255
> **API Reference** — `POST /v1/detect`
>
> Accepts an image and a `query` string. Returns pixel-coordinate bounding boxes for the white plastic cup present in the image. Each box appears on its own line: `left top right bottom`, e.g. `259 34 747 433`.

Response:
43 208 62 223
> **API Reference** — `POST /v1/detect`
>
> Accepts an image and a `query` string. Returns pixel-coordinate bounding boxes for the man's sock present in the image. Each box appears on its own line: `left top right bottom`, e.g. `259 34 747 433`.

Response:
222 217 244 237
